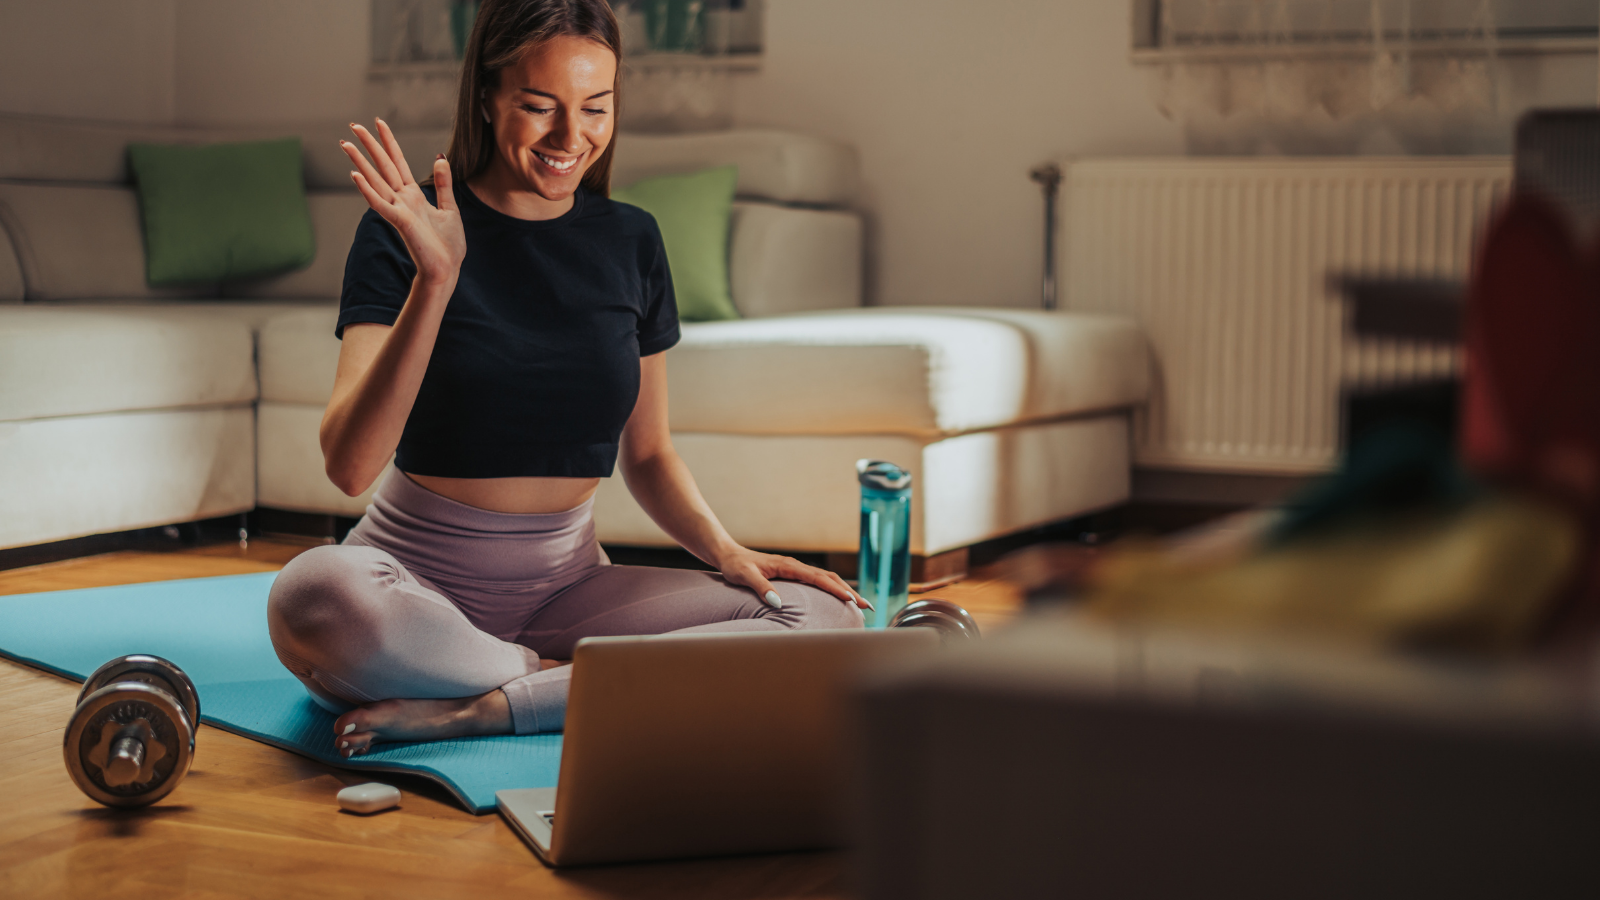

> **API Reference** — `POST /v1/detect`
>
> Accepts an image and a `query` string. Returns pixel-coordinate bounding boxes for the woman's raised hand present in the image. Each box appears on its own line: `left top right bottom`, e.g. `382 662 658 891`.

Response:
341 119 466 286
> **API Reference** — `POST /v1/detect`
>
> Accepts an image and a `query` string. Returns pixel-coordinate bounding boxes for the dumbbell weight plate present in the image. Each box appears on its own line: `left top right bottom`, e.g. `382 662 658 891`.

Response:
78 654 200 726
63 682 195 808
888 598 982 644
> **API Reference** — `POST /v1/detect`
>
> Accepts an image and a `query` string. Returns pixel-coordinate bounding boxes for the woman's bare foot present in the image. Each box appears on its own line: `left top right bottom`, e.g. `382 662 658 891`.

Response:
333 689 512 757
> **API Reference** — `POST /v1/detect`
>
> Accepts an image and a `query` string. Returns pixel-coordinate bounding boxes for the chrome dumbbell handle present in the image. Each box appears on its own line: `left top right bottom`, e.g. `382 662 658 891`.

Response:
103 735 146 787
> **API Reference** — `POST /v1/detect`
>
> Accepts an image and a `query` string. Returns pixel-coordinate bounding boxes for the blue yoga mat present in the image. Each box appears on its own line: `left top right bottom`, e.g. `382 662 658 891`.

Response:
0 572 561 813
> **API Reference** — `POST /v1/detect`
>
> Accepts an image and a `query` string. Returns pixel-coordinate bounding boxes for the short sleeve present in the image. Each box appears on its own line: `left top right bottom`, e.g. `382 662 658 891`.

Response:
336 208 416 339
637 221 680 356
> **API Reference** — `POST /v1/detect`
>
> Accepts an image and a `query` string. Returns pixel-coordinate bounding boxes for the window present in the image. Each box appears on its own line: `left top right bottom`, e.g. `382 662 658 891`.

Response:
371 0 763 65
1134 0 1599 56
613 0 764 58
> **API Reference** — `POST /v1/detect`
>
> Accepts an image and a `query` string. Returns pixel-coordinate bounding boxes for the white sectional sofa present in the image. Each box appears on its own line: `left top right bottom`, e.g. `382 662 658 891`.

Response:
0 113 1149 568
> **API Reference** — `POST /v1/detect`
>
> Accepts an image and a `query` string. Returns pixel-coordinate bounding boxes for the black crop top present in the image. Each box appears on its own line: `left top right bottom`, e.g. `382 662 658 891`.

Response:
336 184 680 478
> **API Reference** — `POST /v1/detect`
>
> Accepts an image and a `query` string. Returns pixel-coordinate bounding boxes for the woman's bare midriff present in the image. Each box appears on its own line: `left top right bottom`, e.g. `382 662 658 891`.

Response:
405 472 601 514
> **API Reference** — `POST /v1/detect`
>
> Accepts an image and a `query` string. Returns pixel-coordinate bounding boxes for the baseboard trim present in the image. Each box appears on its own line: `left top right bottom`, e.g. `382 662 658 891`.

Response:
256 508 360 544
0 513 254 572
2 497 1251 578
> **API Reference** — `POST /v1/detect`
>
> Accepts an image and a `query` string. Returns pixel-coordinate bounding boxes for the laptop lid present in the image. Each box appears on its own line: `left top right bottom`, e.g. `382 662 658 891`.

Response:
503 627 936 867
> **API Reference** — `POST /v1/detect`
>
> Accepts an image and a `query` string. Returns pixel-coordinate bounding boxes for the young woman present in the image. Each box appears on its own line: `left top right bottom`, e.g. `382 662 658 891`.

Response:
267 0 866 757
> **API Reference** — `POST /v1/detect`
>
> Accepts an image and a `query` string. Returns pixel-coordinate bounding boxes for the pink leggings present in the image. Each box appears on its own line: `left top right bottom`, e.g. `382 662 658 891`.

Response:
266 471 862 734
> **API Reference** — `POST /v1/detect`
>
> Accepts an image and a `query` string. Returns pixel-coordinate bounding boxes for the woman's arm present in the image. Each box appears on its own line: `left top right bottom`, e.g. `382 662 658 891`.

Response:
321 119 466 496
619 353 867 609
320 288 446 495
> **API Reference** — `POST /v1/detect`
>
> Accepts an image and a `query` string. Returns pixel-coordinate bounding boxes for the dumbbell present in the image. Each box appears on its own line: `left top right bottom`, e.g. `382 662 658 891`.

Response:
63 654 198 808
889 598 981 645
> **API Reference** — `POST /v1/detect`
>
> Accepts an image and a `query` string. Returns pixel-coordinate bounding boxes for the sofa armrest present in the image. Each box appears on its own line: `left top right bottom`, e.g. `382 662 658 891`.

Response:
729 201 862 318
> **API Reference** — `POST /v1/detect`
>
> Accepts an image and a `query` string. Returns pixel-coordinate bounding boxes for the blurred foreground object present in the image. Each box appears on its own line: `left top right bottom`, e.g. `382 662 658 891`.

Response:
1087 490 1576 656
1462 194 1600 644
1071 193 1600 657
852 618 1600 900
853 113 1600 900
1085 422 1579 656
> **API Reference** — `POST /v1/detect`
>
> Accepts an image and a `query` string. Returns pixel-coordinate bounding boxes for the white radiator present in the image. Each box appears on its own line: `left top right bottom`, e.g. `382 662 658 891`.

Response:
1062 157 1512 475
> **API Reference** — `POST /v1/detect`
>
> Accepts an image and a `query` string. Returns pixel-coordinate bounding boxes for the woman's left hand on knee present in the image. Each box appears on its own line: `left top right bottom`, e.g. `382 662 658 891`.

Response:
716 548 866 610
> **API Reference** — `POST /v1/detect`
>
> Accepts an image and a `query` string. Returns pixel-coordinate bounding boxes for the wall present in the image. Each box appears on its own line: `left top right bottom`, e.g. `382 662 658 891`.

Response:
730 1 1599 308
173 0 369 126
729 0 1184 309
0 0 368 127
0 0 177 123
5 0 1593 312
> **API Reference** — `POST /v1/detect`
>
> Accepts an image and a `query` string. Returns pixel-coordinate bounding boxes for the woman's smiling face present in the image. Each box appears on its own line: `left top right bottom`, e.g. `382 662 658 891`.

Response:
483 34 616 202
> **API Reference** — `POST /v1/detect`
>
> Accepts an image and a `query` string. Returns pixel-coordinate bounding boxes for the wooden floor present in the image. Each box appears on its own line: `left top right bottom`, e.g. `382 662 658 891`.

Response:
0 538 1022 899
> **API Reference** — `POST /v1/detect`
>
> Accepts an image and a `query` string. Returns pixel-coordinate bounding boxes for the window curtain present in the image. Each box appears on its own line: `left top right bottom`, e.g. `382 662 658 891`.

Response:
1151 0 1521 153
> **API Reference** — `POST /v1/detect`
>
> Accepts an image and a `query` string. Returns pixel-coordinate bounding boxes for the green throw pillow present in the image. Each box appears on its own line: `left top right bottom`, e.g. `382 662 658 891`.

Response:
128 138 315 286
612 165 740 321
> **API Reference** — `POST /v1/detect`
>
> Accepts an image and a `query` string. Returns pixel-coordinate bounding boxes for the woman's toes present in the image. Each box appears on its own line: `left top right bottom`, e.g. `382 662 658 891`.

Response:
339 732 377 758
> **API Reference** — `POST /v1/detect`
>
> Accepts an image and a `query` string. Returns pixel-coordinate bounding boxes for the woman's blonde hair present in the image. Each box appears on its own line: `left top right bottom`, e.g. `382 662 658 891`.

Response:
446 0 622 197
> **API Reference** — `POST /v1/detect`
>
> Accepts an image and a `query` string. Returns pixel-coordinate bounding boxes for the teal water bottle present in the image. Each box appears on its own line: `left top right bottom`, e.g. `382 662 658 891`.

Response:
857 459 912 629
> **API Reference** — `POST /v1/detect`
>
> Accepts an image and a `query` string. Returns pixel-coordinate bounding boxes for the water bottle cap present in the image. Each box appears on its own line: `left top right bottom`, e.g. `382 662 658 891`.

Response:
856 459 911 491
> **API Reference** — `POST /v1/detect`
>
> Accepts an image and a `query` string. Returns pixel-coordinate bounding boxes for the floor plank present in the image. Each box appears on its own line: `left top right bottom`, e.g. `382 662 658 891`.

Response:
0 538 1024 898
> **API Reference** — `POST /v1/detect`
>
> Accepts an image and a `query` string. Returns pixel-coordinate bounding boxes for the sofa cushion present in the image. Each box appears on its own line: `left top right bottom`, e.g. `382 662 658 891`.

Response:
0 305 257 421
163 299 335 332
728 202 860 317
258 306 343 404
129 138 316 285
612 130 858 207
613 165 740 322
0 184 217 299
224 193 371 299
260 305 1148 437
592 417 1131 555
0 181 360 302
0 114 446 192
242 195 862 314
0 406 255 550
666 308 1151 437
0 115 192 184
257 401 383 515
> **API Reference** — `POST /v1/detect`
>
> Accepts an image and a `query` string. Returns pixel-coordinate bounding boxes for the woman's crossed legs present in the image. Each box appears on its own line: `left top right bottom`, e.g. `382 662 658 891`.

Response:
268 544 862 753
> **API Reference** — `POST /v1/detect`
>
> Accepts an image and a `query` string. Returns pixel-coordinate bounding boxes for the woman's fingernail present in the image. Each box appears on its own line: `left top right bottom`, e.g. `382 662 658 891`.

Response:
340 741 348 750
764 590 783 609
343 722 357 735
437 153 446 160
860 596 876 611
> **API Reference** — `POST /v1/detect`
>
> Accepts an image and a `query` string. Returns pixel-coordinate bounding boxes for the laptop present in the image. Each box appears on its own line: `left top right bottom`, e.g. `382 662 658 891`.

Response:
496 627 938 867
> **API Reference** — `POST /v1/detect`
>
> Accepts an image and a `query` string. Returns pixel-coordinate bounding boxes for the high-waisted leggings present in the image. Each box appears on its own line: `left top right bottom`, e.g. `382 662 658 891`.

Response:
266 470 862 734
